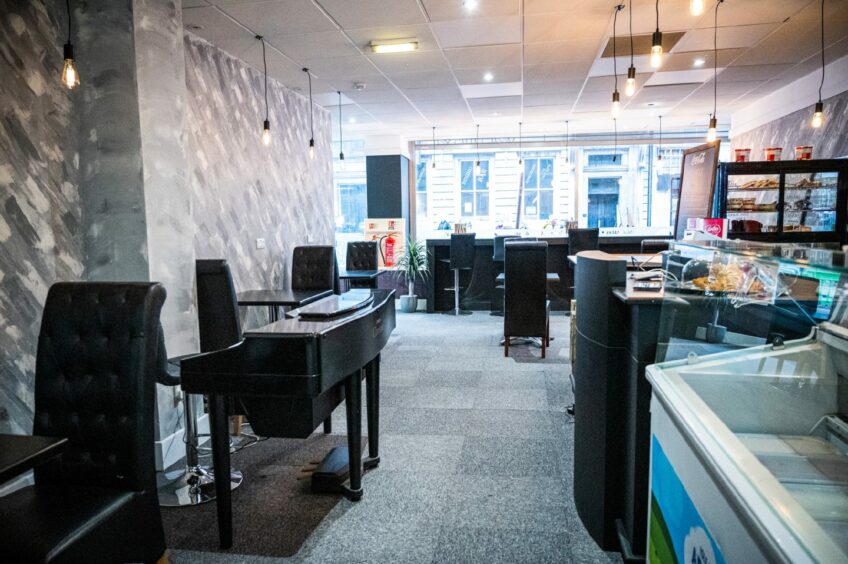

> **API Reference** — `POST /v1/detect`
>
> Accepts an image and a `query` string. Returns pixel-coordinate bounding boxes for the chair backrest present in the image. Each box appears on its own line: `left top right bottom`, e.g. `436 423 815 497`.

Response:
568 228 600 256
492 235 520 261
346 241 378 271
640 239 670 254
33 282 166 492
196 259 242 353
292 245 336 291
504 241 548 336
449 233 476 269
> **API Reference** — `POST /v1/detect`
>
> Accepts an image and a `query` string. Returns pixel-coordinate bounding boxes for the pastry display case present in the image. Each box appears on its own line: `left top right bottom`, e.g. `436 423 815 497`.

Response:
716 159 848 244
645 240 848 563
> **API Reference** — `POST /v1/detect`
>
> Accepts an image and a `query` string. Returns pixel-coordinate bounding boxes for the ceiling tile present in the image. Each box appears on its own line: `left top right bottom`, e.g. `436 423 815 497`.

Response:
460 82 523 99
523 79 585 95
319 0 426 29
645 68 719 86
453 66 522 85
523 94 578 107
369 50 449 74
468 95 522 112
691 0 810 29
629 83 701 106
524 11 606 44
344 88 408 104
719 64 794 83
300 55 382 79
390 70 457 89
431 16 521 49
182 6 250 40
524 62 591 83
268 31 359 61
422 0 519 21
357 101 418 115
524 40 599 65
218 0 337 36
404 86 465 102
673 23 780 52
443 44 521 69
660 48 745 72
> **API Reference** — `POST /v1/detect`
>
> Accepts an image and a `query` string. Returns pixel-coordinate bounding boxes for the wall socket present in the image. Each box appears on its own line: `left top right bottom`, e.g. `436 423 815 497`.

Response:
256 238 266 249
306 234 314 243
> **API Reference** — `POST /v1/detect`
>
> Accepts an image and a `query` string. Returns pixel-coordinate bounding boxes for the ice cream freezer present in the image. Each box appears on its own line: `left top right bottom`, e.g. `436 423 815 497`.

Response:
646 322 848 563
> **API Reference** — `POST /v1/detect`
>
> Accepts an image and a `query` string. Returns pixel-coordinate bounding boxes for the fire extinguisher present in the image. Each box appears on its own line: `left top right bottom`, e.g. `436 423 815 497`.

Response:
381 232 396 267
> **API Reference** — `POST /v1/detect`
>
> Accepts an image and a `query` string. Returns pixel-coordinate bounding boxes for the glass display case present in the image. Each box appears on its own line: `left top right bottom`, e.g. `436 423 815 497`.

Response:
716 160 848 244
646 240 848 563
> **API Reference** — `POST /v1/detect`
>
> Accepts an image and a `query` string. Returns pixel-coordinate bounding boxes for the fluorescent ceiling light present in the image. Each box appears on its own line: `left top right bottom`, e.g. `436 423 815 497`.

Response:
693 57 706 67
370 39 418 54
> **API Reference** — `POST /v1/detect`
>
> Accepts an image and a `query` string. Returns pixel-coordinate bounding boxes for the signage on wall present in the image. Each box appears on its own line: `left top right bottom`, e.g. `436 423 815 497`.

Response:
675 141 721 240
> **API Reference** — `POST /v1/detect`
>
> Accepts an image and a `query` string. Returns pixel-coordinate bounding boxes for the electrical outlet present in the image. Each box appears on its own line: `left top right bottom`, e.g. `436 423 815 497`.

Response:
256 238 266 249
306 234 315 243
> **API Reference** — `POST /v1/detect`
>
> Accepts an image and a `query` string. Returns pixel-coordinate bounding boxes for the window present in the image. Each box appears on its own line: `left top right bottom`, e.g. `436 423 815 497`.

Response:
336 183 367 233
460 160 489 217
416 161 427 218
586 151 627 168
523 158 554 220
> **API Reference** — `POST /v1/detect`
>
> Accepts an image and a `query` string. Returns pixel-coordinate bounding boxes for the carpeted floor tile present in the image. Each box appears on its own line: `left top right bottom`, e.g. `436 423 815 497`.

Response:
457 436 566 478
432 526 572 564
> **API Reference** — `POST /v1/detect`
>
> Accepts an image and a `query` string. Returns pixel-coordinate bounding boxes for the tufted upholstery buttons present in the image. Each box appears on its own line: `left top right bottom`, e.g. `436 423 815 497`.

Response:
291 246 335 291
346 241 378 271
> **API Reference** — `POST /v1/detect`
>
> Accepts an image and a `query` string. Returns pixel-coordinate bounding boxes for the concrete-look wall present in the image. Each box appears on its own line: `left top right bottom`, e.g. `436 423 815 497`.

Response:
184 34 335 309
730 89 848 160
0 0 83 434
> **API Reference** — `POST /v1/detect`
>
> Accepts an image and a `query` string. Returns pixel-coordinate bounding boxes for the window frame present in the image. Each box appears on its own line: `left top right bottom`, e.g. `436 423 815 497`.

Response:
522 157 556 220
458 159 490 218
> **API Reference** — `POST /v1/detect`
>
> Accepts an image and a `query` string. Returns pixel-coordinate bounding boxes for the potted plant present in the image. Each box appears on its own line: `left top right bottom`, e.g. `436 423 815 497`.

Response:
394 239 429 313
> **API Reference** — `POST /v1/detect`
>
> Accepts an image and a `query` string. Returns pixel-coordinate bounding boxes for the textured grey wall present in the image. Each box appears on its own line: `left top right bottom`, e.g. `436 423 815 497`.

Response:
0 0 82 434
731 90 848 160
184 33 335 317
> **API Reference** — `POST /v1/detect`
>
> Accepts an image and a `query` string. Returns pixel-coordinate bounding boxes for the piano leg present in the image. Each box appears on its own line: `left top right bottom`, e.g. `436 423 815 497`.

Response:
342 370 363 501
209 393 234 549
365 354 380 468
323 417 332 434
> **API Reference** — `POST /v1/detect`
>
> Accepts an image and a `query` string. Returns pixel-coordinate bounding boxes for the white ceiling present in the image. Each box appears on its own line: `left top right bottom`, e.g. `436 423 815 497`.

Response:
182 0 848 140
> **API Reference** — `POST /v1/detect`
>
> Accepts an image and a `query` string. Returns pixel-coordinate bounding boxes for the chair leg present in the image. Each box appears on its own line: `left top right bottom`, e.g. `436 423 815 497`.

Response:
541 336 546 359
504 336 509 357
323 417 332 434
231 415 243 436
546 317 551 346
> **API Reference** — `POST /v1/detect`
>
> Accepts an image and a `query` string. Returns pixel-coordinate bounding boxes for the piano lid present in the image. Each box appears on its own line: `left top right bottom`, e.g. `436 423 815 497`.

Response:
288 289 374 320
244 289 394 338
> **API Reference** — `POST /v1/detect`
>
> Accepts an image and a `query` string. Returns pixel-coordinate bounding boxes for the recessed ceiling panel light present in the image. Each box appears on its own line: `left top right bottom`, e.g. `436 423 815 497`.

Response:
370 39 419 54
464 0 479 13
348 117 357 124
693 57 706 67
483 71 494 82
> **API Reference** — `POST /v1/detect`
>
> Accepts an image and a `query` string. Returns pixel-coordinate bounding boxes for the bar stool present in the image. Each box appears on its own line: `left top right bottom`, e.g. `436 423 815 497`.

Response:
441 233 476 315
491 235 520 316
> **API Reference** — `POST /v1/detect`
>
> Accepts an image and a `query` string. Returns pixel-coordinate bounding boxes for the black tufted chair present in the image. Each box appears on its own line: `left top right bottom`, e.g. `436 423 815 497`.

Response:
503 241 551 358
346 241 379 289
440 233 476 315
0 282 168 563
567 228 600 260
291 246 336 293
196 259 242 352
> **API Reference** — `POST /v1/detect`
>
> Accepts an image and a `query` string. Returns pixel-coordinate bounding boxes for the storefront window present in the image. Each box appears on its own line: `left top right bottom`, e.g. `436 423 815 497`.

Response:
416 160 427 218
523 157 554 220
459 160 489 217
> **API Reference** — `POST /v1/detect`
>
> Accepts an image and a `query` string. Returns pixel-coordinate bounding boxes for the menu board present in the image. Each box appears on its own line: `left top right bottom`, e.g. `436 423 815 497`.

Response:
674 141 721 240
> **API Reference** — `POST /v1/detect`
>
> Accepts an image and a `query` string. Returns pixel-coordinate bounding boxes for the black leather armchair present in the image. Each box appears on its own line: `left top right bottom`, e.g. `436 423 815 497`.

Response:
292 245 336 292
567 228 600 259
0 282 168 563
491 235 520 316
503 241 551 358
196 259 242 352
346 241 379 289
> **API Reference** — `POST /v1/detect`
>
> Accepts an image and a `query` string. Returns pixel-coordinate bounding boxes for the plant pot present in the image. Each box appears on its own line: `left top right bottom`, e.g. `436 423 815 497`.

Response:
399 295 418 313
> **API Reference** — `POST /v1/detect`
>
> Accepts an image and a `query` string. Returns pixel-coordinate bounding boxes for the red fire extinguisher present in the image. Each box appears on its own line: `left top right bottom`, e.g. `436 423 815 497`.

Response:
383 232 396 267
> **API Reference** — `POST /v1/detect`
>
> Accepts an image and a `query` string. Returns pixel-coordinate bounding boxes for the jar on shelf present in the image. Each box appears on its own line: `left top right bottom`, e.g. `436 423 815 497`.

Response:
734 148 752 162
764 147 783 161
795 146 813 160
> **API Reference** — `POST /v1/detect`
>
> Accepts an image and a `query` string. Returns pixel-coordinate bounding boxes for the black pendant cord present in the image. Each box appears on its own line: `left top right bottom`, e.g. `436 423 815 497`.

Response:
565 120 570 158
260 37 268 122
476 124 480 162
518 121 522 158
432 126 436 167
819 0 824 104
612 5 623 93
712 0 723 120
657 115 663 160
629 2 634 67
337 91 344 159
655 0 660 33
303 68 314 142
66 0 72 43
613 118 618 163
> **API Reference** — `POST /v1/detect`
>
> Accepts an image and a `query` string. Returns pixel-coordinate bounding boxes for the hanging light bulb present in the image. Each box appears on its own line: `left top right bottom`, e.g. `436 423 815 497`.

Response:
258 36 271 146
812 101 824 128
651 0 663 68
262 120 271 146
61 0 80 89
625 66 636 97
706 116 718 142
811 0 826 128
611 91 621 118
625 4 636 97
304 67 316 160
690 0 705 16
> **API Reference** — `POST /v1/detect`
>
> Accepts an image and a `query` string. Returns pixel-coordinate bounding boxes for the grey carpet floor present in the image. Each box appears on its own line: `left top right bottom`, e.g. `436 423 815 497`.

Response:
168 311 620 564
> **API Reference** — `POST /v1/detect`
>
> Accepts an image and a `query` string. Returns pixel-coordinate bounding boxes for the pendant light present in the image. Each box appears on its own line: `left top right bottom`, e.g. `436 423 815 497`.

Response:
337 91 345 160
655 115 663 167
812 0 825 128
474 124 482 177
518 122 523 166
625 3 636 97
690 0 705 16
431 126 437 169
706 0 723 143
61 0 80 89
651 0 663 68
303 68 315 159
611 4 624 118
257 36 271 146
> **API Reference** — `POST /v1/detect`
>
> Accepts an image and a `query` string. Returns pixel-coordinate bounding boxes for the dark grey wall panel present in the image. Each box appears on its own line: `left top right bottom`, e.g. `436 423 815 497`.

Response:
0 0 82 434
731 90 848 159
366 154 410 226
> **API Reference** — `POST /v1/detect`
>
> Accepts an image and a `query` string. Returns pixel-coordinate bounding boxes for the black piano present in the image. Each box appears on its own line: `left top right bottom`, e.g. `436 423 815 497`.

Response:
180 289 396 548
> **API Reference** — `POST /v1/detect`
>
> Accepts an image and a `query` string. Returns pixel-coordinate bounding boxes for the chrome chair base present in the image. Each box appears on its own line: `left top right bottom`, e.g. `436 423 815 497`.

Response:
158 465 244 507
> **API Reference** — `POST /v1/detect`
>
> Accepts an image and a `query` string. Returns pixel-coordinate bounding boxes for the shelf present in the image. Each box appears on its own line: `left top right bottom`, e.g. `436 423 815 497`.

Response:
728 187 779 192
727 210 779 214
784 209 836 213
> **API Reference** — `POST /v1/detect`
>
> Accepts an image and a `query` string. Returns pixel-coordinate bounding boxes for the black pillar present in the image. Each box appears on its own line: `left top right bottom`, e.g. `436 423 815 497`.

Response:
366 155 410 226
